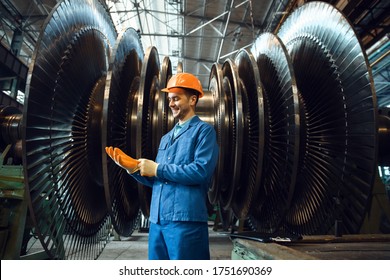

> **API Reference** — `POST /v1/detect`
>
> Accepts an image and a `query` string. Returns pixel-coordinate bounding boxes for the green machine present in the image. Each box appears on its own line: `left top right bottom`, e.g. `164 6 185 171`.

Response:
0 144 27 259
0 105 31 259
0 107 48 259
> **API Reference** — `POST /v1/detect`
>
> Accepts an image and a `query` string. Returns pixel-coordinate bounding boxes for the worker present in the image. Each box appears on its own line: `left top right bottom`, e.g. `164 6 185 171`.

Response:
106 72 219 260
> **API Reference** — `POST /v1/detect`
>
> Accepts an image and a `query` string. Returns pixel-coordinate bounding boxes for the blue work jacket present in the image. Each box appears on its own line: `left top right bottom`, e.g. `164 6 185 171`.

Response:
132 116 219 224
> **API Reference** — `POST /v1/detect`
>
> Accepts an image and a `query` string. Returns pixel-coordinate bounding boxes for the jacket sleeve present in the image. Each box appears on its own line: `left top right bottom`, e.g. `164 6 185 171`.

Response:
156 124 219 185
130 172 155 188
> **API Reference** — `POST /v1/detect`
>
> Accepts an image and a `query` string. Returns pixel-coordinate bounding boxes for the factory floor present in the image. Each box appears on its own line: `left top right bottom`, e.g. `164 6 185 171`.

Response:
98 225 233 260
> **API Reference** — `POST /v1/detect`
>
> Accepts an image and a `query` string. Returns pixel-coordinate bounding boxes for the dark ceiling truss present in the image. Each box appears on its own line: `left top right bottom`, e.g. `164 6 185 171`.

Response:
0 1 24 46
368 32 390 107
0 0 48 32
358 15 389 48
111 0 182 34
218 0 253 61
112 7 263 32
329 0 390 50
181 54 216 65
185 12 262 31
184 0 251 34
0 0 388 106
134 1 145 34
0 0 49 62
376 66 390 94
111 0 265 63
262 0 292 33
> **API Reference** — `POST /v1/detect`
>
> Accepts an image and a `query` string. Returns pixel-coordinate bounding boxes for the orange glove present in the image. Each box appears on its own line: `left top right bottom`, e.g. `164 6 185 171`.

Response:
105 146 140 174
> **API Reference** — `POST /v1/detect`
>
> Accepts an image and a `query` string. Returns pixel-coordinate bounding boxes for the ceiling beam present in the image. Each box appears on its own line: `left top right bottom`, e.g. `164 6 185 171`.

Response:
111 6 263 30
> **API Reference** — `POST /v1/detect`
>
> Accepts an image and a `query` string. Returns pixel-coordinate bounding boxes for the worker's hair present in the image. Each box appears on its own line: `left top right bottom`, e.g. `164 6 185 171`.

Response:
184 88 200 105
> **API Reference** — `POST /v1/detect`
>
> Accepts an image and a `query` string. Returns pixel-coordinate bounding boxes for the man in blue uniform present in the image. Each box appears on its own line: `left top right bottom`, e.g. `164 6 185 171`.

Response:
106 72 219 260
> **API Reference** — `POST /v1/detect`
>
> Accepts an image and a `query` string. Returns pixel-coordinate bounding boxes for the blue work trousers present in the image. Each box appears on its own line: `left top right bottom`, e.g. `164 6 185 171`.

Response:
148 220 210 260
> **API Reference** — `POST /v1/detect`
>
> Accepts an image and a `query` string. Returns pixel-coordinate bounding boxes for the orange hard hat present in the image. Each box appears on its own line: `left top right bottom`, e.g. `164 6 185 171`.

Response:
161 72 204 98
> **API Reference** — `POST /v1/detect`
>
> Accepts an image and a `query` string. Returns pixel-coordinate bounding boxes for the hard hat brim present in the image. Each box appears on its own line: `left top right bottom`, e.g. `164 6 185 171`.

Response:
161 86 204 98
161 87 192 95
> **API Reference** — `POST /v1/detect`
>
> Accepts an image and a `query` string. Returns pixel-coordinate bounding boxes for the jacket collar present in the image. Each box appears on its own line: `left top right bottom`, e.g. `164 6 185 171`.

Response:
170 115 200 140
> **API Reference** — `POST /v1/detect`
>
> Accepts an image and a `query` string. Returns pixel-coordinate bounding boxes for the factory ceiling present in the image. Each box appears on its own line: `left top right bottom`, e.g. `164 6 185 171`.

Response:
0 0 389 106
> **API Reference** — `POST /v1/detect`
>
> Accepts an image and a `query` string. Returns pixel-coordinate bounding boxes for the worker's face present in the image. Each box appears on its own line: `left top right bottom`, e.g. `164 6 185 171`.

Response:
168 91 197 121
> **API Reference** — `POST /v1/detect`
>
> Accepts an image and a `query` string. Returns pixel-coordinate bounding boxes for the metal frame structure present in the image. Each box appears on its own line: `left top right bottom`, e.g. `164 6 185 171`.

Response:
0 0 389 106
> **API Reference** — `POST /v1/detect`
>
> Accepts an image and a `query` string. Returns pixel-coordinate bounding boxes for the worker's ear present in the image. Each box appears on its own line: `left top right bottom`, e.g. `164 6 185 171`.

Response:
190 95 197 105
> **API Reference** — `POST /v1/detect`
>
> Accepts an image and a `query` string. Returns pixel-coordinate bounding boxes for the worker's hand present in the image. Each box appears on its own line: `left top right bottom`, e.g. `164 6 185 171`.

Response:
138 158 159 177
105 146 140 174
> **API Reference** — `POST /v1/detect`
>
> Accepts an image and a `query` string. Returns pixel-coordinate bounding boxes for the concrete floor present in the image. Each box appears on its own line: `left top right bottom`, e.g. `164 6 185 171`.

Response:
98 227 234 260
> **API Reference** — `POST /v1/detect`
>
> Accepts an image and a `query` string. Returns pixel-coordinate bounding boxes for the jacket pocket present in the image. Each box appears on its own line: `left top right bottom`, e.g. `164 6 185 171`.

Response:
174 137 195 164
155 137 169 162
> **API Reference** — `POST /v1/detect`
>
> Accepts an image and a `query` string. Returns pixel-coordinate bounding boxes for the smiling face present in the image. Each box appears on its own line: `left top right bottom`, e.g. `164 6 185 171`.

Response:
167 89 197 123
